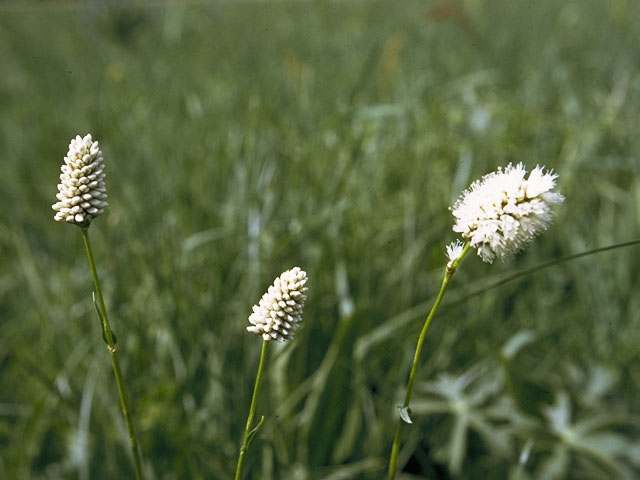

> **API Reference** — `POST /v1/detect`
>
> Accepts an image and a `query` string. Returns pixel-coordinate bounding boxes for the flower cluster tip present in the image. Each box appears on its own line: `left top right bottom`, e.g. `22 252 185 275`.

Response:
52 134 108 227
247 267 308 342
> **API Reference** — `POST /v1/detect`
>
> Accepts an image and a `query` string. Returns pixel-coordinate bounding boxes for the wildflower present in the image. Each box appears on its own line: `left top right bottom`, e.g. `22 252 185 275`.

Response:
247 267 308 342
445 240 465 270
450 163 564 263
52 134 108 227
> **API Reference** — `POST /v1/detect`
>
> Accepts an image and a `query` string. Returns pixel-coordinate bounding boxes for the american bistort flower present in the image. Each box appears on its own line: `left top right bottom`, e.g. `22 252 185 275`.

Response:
445 240 465 269
450 163 564 263
247 267 308 342
52 134 108 227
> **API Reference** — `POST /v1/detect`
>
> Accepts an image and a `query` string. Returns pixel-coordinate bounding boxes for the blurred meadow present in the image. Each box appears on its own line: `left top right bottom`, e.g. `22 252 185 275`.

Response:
1 0 640 478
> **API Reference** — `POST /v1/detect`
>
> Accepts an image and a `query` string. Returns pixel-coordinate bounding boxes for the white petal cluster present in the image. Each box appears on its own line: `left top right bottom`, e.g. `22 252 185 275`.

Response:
52 134 108 227
247 267 308 342
445 240 465 269
450 163 564 263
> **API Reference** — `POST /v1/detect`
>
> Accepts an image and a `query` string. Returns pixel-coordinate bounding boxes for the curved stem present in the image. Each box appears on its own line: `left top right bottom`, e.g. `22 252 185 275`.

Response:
387 242 470 480
82 228 143 480
235 339 270 480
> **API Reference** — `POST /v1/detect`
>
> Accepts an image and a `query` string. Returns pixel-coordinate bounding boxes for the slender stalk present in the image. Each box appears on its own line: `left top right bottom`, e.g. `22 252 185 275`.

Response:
387 242 471 480
235 339 270 480
81 228 143 480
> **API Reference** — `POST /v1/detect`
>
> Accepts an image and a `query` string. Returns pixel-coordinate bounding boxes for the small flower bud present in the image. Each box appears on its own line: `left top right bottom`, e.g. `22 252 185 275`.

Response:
445 240 465 271
52 134 108 227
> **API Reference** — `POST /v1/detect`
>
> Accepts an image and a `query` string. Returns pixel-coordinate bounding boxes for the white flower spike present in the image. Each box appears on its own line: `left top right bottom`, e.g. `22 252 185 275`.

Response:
450 163 564 263
247 267 308 342
52 134 108 227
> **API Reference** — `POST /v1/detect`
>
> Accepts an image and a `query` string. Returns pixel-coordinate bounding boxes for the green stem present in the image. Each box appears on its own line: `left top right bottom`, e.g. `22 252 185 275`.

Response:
235 339 270 480
387 242 471 480
81 228 143 480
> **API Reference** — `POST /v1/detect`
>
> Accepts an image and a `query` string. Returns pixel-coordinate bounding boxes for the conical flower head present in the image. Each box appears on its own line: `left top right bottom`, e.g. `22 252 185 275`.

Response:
52 134 108 227
450 163 564 263
247 267 308 342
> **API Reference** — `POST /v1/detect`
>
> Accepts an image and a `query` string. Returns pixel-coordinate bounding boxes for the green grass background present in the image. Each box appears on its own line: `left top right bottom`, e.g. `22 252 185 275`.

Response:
1 0 640 478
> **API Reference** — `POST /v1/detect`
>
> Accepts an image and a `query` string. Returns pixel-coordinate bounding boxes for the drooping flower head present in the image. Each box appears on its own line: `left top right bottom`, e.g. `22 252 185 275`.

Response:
247 267 308 342
450 163 564 263
52 134 108 227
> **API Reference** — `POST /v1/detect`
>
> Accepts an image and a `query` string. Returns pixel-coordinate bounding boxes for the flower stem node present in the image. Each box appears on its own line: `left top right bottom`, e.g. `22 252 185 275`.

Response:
450 163 564 263
52 134 108 227
247 267 308 342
